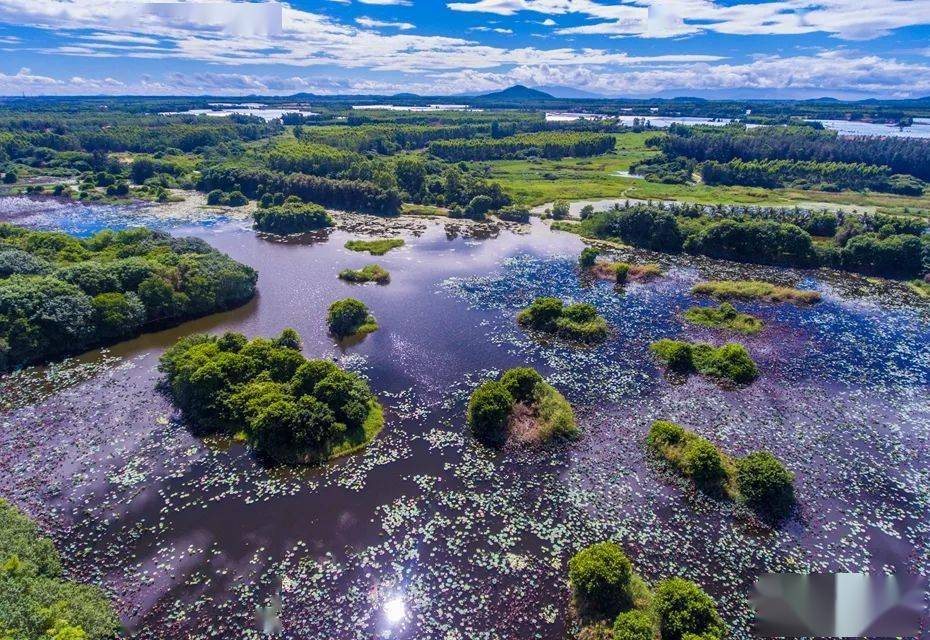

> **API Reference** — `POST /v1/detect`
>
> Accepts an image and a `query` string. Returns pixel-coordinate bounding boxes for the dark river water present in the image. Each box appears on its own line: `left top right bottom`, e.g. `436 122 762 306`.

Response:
1 197 929 639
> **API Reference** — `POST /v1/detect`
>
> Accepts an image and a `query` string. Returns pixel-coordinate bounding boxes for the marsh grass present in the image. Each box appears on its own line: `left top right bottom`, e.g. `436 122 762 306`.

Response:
908 279 930 298
683 303 763 334
528 382 579 442
650 339 759 384
589 261 662 283
692 280 821 304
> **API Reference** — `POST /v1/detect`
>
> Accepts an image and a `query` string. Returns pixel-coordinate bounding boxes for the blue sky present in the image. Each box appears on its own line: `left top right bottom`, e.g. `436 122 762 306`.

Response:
1 0 929 98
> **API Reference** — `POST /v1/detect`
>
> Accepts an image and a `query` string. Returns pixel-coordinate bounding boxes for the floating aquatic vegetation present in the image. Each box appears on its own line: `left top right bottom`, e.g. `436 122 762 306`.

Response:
0 217 928 639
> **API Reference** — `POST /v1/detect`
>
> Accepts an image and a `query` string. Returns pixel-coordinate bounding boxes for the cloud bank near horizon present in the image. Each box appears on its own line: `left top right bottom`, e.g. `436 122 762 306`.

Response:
0 0 928 98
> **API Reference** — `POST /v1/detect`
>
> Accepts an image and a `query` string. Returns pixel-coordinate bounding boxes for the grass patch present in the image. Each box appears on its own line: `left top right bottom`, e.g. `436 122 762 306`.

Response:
532 383 579 441
329 400 385 459
401 203 448 216
692 280 821 304
908 279 930 297
683 303 763 334
344 238 405 255
338 263 390 284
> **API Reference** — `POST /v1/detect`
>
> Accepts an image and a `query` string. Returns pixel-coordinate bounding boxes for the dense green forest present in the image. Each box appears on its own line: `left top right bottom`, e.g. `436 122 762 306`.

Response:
428 132 616 161
635 124 930 193
559 203 930 279
657 124 930 180
0 225 257 371
0 499 119 639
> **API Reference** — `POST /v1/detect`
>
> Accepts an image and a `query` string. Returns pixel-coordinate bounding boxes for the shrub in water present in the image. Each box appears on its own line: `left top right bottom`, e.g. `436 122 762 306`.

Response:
579 247 599 269
568 542 634 619
499 367 543 403
466 380 513 447
682 438 728 492
653 577 726 640
736 451 795 518
612 610 654 640
614 262 630 284
327 298 377 338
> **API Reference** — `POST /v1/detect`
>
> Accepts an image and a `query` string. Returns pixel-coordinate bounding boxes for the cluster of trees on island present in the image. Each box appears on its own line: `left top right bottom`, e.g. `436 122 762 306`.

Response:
0 499 119 640
568 540 727 640
327 298 379 339
647 420 796 520
518 297 610 343
0 224 257 372
159 329 383 465
467 367 577 447
558 203 930 280
636 124 930 193
253 199 333 234
651 339 760 385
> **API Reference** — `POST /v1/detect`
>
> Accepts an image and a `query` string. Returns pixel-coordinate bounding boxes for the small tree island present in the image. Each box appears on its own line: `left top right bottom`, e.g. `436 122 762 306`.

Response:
647 420 795 520
467 367 577 447
568 540 727 640
327 298 378 339
159 329 384 465
578 247 662 284
338 264 390 284
651 339 759 384
517 297 609 343
253 201 333 235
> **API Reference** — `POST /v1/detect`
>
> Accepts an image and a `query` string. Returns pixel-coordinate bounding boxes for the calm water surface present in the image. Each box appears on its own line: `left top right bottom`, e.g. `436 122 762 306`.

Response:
1 199 929 639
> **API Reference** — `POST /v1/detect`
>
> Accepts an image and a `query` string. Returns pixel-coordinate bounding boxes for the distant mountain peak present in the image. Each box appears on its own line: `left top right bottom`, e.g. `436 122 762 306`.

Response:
477 85 555 100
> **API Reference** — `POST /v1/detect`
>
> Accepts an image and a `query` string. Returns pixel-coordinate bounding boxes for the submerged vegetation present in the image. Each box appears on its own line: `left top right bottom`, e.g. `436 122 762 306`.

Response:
0 498 119 640
327 298 378 338
683 303 763 334
692 280 822 304
344 238 405 256
0 224 257 372
650 339 759 384
338 264 390 284
467 367 577 447
647 420 795 518
568 541 726 640
517 297 609 343
159 329 383 464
